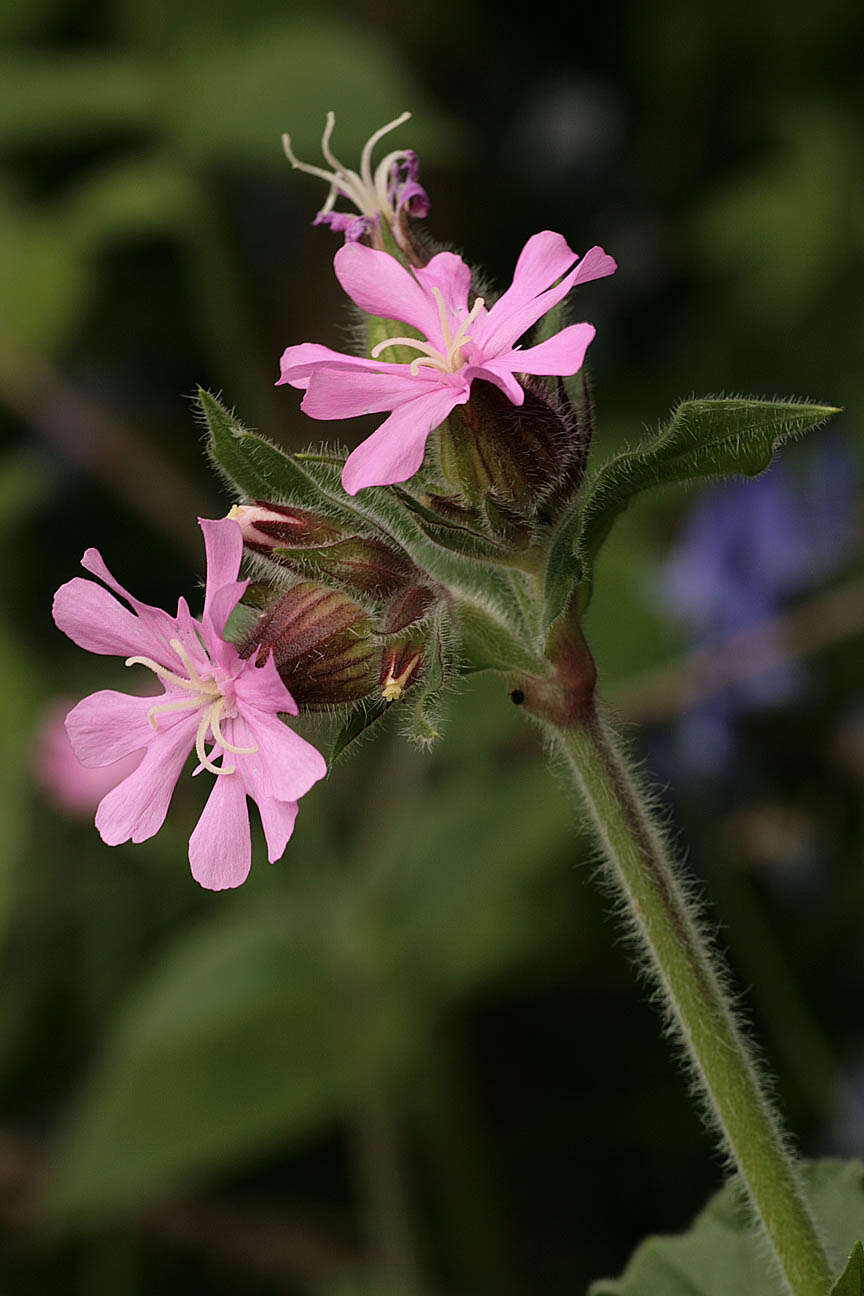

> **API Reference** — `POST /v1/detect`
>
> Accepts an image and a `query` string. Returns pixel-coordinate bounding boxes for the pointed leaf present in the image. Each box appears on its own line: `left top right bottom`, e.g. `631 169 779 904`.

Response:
590 1159 864 1296
199 390 359 526
832 1241 864 1296
330 698 391 763
551 397 840 622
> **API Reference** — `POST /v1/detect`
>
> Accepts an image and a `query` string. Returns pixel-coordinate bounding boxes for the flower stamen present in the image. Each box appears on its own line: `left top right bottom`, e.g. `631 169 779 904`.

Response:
369 293 485 375
126 641 258 773
282 111 413 222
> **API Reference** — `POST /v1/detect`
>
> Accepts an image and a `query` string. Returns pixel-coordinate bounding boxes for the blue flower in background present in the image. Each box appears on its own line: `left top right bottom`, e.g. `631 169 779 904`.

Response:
663 434 858 774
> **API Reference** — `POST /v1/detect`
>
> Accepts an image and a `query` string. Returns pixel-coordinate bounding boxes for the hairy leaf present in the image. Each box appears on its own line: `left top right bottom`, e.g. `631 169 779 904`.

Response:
832 1241 864 1296
199 390 359 527
547 397 840 623
590 1159 864 1295
330 698 391 763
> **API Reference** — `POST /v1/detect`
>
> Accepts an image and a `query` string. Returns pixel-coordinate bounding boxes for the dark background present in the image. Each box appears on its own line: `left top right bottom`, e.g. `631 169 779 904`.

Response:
2 0 863 1291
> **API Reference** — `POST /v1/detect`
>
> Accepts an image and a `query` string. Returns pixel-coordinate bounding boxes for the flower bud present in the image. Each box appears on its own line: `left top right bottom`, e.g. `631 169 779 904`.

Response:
383 584 435 634
231 502 415 599
229 502 342 551
379 643 425 703
292 536 415 599
436 381 572 514
241 583 377 707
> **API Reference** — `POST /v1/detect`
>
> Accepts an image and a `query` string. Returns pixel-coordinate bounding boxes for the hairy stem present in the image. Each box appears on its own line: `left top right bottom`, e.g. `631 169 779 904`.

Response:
552 705 833 1296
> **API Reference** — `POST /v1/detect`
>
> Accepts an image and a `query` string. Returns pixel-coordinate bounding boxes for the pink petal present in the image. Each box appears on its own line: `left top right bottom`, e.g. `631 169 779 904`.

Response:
188 773 251 891
300 367 436 421
234 652 298 717
277 343 414 389
200 517 244 638
334 243 441 342
570 244 618 287
65 689 156 767
465 363 526 406
233 710 327 802
475 241 616 356
341 386 467 494
37 700 144 816
480 232 577 334
475 267 580 355
53 577 153 659
254 795 299 864
94 713 197 846
81 548 180 645
498 322 596 376
413 251 472 317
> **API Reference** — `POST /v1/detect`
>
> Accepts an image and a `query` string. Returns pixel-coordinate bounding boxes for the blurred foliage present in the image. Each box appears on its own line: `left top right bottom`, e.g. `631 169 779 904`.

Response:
1 0 863 1292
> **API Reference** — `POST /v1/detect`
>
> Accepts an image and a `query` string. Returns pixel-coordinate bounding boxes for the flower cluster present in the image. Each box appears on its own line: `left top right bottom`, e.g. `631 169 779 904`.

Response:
51 114 616 890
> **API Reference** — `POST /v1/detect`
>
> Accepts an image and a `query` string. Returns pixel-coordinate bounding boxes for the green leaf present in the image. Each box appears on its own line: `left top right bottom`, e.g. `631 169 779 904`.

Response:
832 1241 864 1296
589 1159 864 1296
559 397 840 619
330 698 391 763
390 487 515 564
199 390 358 526
542 493 584 632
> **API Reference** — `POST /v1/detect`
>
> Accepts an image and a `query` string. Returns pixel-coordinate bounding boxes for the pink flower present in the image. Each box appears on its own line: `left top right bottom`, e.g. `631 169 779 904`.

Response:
277 231 616 495
35 699 144 817
51 518 327 891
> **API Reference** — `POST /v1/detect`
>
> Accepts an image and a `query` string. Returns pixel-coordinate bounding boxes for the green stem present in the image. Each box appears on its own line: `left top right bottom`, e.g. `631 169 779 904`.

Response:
552 705 833 1296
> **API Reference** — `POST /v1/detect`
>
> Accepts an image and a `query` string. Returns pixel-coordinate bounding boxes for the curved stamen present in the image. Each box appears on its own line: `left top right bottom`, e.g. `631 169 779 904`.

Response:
169 638 215 691
359 111 411 191
320 111 345 174
373 147 412 209
196 704 234 776
210 704 258 756
446 296 485 368
430 287 454 352
370 335 442 362
281 133 370 215
146 695 203 731
125 653 201 694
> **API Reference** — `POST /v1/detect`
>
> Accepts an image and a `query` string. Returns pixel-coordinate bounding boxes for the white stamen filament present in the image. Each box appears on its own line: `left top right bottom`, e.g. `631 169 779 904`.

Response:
126 638 258 776
370 292 486 374
282 111 413 220
360 112 411 190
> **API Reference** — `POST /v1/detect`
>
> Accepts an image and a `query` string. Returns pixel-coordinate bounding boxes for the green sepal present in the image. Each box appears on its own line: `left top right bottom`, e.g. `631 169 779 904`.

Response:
546 396 841 624
542 493 584 632
390 487 515 564
404 604 451 746
589 1159 864 1296
330 697 391 764
832 1241 864 1296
